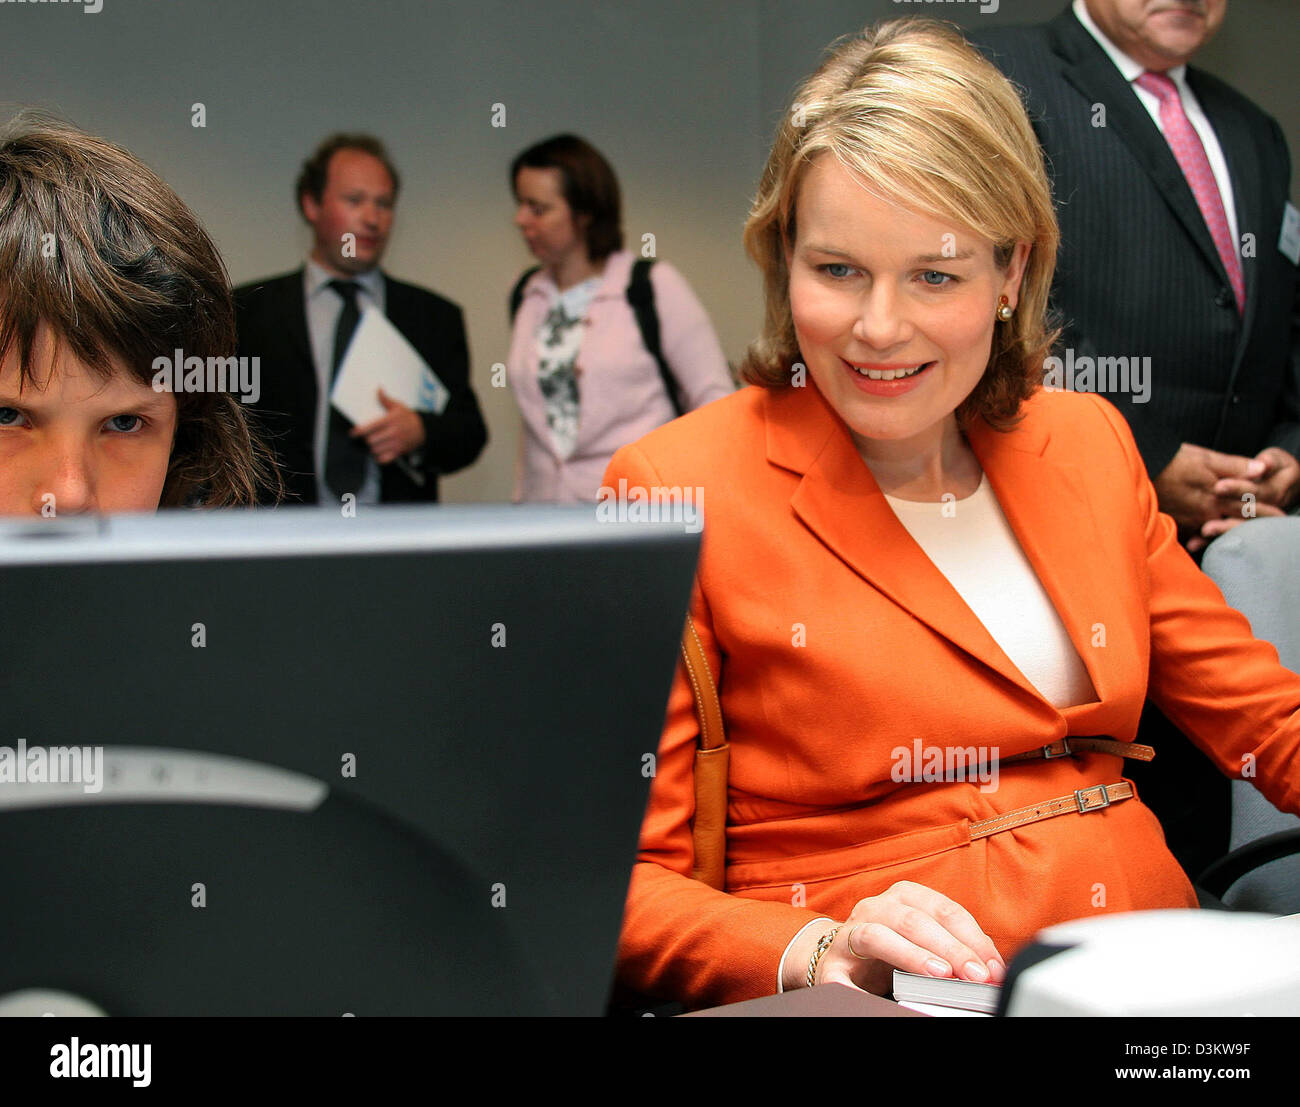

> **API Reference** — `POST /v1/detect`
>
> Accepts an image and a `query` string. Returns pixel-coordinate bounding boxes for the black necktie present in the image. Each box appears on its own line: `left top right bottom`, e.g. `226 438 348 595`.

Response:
324 279 367 499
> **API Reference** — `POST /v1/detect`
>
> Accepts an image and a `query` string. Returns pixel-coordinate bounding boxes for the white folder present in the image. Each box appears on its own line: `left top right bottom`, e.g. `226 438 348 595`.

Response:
329 307 449 425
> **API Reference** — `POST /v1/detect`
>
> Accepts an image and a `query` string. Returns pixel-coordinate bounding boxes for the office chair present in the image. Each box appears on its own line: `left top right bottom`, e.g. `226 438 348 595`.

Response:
1198 516 1300 912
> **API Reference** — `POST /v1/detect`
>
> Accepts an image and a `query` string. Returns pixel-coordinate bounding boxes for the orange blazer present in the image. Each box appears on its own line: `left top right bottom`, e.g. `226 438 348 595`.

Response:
603 382 1300 1009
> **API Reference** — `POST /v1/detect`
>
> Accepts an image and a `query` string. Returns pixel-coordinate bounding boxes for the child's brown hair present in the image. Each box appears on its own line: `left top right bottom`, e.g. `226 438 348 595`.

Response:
0 112 278 506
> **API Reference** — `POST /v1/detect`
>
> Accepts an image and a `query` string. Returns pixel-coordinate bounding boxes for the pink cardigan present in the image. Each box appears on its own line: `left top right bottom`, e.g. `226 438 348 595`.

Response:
507 250 734 502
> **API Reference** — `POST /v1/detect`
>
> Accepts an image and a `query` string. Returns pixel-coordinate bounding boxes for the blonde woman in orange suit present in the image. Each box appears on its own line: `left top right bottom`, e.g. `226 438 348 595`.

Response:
602 19 1300 1011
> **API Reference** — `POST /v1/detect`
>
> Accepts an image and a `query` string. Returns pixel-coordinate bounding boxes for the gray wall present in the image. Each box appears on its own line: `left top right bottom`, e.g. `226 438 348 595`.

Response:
2 0 1294 502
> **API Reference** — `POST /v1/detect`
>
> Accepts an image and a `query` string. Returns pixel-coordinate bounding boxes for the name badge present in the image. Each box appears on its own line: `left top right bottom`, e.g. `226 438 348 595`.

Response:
1280 201 1300 266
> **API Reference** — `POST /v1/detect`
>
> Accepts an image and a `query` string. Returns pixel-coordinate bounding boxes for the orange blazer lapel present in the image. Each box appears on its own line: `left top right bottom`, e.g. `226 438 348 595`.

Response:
767 385 1119 709
964 409 1122 706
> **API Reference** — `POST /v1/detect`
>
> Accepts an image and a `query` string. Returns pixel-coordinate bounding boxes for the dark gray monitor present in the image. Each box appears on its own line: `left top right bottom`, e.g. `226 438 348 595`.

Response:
0 506 699 1015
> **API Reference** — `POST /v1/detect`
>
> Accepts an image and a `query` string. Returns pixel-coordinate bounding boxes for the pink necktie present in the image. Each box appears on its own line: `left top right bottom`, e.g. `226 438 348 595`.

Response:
1134 70 1244 314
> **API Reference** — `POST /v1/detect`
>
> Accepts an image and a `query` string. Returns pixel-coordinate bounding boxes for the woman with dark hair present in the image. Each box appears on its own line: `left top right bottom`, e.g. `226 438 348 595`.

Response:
507 134 733 503
0 114 277 514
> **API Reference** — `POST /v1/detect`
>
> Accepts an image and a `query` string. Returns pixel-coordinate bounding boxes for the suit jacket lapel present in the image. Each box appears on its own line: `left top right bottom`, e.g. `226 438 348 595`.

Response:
383 275 418 340
1049 11 1230 291
284 267 313 368
966 412 1113 706
769 385 1112 709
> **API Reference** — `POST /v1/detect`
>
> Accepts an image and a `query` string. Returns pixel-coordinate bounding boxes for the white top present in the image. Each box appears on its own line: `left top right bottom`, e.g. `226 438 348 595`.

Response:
884 473 1097 710
1072 0 1238 248
532 275 602 460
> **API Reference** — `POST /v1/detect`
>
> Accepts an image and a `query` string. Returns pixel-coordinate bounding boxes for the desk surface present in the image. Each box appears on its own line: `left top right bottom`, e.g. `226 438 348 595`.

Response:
684 983 925 1017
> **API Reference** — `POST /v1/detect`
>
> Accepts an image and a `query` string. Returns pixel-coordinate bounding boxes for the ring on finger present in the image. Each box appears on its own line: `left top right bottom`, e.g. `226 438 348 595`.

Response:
845 923 872 960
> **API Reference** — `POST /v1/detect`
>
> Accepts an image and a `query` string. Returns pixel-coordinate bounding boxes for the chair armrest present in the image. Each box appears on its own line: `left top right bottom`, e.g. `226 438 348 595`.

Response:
1196 829 1300 899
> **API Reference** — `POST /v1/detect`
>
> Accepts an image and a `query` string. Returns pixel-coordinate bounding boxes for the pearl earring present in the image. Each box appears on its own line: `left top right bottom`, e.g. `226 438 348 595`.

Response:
996 295 1014 322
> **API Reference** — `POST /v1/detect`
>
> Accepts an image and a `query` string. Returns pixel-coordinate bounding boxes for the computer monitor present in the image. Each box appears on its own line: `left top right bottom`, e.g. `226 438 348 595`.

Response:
0 506 699 1015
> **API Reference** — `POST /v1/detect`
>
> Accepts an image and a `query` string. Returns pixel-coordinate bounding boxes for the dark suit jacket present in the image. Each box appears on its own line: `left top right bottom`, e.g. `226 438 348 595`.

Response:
234 269 487 504
974 7 1300 479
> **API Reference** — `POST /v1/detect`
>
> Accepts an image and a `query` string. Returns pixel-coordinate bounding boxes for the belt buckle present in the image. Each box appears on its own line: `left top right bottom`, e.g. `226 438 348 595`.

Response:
1074 784 1110 814
1042 738 1072 760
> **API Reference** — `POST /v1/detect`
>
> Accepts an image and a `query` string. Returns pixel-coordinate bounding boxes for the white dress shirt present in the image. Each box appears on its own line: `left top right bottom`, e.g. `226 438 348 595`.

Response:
303 259 385 504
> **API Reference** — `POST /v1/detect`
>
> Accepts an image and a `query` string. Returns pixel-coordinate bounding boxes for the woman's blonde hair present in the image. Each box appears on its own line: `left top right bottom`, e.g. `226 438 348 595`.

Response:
741 18 1059 429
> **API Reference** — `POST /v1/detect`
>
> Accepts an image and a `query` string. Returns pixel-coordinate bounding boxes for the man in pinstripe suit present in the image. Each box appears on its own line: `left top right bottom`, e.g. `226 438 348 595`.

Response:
975 0 1300 880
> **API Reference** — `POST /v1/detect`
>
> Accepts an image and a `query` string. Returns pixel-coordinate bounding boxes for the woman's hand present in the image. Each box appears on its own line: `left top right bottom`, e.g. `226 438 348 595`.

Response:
785 881 1006 995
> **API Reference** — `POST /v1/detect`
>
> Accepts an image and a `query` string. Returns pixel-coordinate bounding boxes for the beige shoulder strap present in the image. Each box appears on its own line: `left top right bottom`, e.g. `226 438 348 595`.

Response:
680 616 729 890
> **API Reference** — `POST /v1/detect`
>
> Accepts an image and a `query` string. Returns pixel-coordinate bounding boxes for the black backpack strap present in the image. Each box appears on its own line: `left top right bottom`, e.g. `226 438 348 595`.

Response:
625 258 684 417
508 265 543 322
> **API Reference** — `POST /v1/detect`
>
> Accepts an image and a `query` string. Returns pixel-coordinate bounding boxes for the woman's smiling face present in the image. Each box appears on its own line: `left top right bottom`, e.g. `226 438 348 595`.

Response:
787 154 1029 457
0 326 177 517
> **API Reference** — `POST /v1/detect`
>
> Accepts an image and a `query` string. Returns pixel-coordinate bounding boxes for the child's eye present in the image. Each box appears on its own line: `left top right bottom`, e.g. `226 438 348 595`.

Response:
919 270 955 287
105 414 144 434
0 407 28 428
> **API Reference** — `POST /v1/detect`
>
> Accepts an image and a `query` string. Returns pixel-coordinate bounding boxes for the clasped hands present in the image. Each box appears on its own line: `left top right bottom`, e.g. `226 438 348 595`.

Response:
349 388 426 466
785 880 1006 994
1154 443 1300 554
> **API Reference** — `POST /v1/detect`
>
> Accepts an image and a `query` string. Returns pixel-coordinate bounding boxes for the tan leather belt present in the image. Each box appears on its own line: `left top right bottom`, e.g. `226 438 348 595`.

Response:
970 781 1135 840
998 736 1154 766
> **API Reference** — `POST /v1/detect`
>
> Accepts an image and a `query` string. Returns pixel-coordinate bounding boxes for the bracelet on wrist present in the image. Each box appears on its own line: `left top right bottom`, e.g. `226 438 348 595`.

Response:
806 924 842 988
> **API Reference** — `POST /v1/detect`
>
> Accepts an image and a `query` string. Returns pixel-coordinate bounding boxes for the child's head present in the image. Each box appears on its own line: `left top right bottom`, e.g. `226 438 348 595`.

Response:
0 114 271 516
